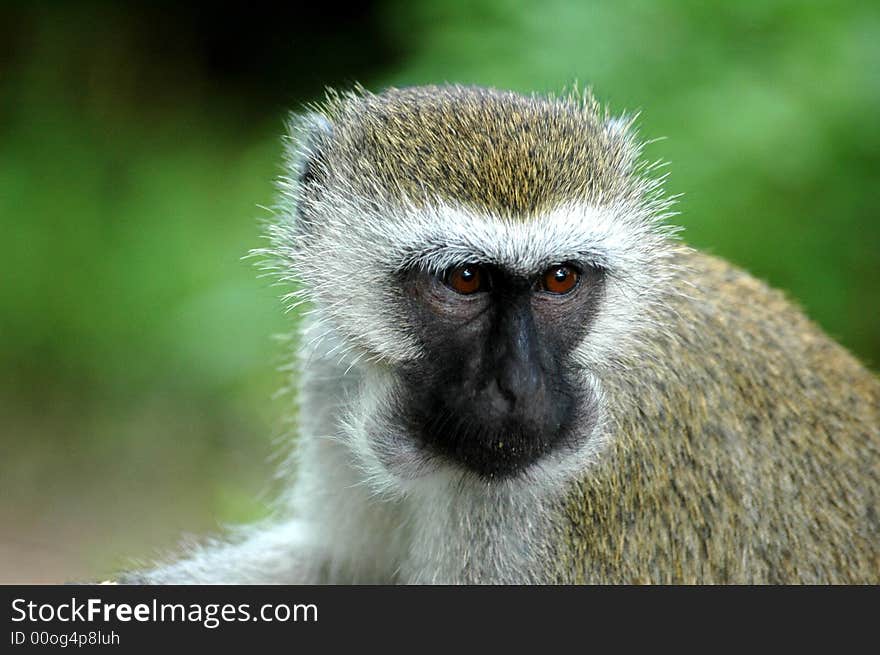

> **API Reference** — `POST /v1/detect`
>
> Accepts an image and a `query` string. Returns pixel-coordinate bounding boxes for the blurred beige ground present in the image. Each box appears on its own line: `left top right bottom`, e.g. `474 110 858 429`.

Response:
0 397 277 584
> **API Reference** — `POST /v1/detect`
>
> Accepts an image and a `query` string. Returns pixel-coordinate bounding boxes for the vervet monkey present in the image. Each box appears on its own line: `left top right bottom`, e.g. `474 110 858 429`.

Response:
119 85 879 584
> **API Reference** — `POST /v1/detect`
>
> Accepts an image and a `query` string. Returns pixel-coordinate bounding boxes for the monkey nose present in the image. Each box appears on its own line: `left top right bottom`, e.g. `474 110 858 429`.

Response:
496 360 543 407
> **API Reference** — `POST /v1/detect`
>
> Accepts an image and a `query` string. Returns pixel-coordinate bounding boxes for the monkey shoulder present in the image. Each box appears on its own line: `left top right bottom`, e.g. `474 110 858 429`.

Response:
554 248 879 583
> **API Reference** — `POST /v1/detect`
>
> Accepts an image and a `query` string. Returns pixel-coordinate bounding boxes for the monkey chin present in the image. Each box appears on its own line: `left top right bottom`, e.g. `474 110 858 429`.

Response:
339 371 608 499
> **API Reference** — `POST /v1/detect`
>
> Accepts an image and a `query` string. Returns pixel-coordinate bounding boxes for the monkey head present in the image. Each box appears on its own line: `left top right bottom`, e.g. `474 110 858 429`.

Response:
266 85 678 493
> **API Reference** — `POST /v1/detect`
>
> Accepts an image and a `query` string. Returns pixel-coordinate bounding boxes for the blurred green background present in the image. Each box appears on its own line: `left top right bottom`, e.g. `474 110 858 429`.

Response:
1 1 877 582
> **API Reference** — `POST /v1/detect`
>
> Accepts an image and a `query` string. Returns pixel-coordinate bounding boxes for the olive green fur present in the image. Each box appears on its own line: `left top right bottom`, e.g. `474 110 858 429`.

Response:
309 84 644 218
553 249 879 583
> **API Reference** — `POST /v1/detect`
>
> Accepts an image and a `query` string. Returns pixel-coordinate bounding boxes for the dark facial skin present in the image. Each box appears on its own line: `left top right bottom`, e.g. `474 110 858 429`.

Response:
398 261 605 479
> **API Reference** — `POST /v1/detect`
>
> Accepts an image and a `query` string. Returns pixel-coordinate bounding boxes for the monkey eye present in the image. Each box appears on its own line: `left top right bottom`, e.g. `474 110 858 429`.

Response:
442 264 489 295
538 264 580 295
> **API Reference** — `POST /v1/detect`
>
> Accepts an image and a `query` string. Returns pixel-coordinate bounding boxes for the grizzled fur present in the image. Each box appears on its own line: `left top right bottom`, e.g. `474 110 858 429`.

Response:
554 250 880 583
297 85 646 218
117 85 879 585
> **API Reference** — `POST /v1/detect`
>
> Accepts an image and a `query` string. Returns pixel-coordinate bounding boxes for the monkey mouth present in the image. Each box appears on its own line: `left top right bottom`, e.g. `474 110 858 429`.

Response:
392 392 594 481
415 420 558 479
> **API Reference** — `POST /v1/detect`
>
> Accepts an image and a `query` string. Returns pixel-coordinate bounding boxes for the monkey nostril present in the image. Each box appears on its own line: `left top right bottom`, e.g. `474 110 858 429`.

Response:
495 377 518 405
496 366 542 408
484 378 515 413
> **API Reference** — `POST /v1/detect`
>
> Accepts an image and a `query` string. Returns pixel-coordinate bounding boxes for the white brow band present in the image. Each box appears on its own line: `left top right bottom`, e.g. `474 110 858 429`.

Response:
390 202 650 277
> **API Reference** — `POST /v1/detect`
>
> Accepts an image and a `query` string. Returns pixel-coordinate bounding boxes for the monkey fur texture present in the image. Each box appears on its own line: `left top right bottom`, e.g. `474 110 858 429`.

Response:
119 85 879 584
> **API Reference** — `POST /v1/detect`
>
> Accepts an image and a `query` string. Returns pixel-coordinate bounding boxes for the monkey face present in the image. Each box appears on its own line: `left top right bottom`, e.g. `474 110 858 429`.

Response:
268 86 677 490
394 262 605 479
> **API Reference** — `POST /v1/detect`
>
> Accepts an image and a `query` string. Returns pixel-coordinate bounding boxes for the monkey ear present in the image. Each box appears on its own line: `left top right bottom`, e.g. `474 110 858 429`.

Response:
290 112 334 189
